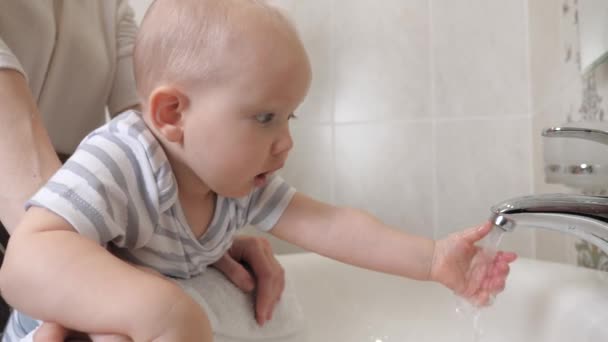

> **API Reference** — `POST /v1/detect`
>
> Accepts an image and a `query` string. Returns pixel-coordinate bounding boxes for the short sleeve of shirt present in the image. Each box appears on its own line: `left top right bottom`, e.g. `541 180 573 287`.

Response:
245 174 295 232
107 0 139 116
0 36 26 77
26 132 160 248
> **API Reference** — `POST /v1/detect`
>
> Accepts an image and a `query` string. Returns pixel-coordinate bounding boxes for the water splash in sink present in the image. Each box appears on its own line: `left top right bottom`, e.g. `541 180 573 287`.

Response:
455 225 506 341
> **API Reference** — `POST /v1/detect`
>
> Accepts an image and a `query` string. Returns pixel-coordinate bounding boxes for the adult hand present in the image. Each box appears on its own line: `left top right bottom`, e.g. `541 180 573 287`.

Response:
212 235 284 325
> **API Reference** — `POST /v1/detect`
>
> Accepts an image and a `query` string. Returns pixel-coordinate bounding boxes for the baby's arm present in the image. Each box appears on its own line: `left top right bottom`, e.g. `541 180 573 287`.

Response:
271 192 515 304
270 193 435 280
0 207 212 342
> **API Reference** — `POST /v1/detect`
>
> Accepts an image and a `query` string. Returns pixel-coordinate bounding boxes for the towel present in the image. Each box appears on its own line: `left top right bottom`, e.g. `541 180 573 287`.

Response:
8 268 308 342
176 267 308 342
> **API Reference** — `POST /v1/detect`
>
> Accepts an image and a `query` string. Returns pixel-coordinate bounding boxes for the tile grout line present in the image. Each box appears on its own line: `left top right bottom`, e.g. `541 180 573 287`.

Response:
429 0 440 239
329 0 337 206
523 0 537 258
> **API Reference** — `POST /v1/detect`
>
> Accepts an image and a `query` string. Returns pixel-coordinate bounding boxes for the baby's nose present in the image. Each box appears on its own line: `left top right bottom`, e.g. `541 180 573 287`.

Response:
272 129 293 155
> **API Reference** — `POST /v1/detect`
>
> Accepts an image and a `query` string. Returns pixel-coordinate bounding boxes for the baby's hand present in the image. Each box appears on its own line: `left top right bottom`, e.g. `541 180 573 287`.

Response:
430 222 517 306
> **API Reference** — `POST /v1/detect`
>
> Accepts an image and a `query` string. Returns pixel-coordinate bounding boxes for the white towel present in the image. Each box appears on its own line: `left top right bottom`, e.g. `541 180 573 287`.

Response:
176 267 308 342
8 268 307 342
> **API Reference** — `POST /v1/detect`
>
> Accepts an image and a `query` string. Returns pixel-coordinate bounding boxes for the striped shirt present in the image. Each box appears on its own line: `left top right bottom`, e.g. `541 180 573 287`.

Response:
27 110 295 279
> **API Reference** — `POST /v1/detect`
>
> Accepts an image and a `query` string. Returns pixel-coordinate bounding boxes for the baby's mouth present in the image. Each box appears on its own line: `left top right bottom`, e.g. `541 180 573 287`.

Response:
254 172 269 187
254 163 284 187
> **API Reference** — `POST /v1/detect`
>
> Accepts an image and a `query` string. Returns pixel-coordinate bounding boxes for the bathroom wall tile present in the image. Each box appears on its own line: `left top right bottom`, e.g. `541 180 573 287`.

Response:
528 0 585 113
435 118 534 257
535 230 573 264
272 0 334 124
528 0 566 112
333 121 434 238
280 123 333 204
432 0 529 118
332 0 430 123
596 62 608 110
241 124 333 255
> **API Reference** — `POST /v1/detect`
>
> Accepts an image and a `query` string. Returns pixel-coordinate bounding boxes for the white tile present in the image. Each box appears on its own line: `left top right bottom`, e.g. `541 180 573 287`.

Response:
432 0 529 118
535 230 573 264
280 123 333 204
435 118 534 257
595 62 608 110
334 121 434 238
272 0 334 123
495 229 536 259
332 0 430 123
528 0 579 110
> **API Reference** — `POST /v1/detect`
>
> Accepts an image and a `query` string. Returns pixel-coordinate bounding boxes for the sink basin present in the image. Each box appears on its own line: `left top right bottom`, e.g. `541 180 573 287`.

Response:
278 253 608 342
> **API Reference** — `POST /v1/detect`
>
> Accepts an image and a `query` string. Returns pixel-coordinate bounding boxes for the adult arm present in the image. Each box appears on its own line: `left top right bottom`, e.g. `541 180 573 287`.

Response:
0 69 61 231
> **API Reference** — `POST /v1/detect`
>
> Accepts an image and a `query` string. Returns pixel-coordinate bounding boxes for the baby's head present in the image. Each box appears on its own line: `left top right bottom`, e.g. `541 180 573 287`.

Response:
134 0 311 198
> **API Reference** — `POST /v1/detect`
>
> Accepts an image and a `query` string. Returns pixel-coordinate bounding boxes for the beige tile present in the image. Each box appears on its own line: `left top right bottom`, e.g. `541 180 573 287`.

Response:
280 123 333 204
272 0 334 123
535 230 573 264
494 229 536 260
528 0 579 110
334 121 434 237
595 62 608 106
435 118 534 257
432 0 529 118
332 0 430 123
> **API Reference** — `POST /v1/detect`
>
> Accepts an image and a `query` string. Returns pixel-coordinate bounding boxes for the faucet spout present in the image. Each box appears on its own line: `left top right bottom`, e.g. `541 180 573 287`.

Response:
489 194 608 255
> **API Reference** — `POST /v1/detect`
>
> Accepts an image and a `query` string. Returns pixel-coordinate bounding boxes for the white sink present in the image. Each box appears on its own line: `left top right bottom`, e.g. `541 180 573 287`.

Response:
278 253 608 342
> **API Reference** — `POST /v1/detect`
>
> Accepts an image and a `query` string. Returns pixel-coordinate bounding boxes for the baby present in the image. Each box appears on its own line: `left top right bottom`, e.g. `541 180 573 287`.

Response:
0 0 517 341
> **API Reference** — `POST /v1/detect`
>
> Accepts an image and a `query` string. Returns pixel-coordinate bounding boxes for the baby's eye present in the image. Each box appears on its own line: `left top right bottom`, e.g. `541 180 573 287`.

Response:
255 113 275 124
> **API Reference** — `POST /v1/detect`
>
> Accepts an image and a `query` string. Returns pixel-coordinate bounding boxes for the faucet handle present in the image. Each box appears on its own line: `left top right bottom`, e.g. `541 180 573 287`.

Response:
542 126 608 146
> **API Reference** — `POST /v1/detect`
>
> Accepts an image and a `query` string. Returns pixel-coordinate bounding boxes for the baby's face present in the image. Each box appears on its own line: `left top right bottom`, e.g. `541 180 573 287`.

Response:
180 36 312 198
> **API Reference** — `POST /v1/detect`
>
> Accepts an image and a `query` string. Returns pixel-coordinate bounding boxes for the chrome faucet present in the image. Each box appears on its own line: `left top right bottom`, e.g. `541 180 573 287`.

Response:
490 194 608 254
489 125 608 255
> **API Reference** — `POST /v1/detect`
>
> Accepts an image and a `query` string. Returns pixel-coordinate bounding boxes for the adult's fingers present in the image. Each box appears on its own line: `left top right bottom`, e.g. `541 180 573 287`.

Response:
212 253 255 292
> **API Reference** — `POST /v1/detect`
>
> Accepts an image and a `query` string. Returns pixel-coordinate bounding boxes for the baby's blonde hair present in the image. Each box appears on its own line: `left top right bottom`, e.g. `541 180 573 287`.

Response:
134 0 297 104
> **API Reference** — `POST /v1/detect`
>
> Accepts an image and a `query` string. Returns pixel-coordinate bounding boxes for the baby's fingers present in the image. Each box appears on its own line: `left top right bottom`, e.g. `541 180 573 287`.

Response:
488 277 506 293
490 261 510 277
471 290 493 307
495 251 518 263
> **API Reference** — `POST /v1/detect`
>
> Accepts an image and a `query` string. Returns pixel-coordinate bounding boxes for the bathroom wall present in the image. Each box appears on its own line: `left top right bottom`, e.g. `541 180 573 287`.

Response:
529 0 608 269
127 1 536 256
246 0 536 255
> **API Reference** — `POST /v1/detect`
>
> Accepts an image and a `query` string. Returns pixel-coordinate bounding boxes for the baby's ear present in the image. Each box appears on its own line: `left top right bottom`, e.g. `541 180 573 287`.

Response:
147 86 190 142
